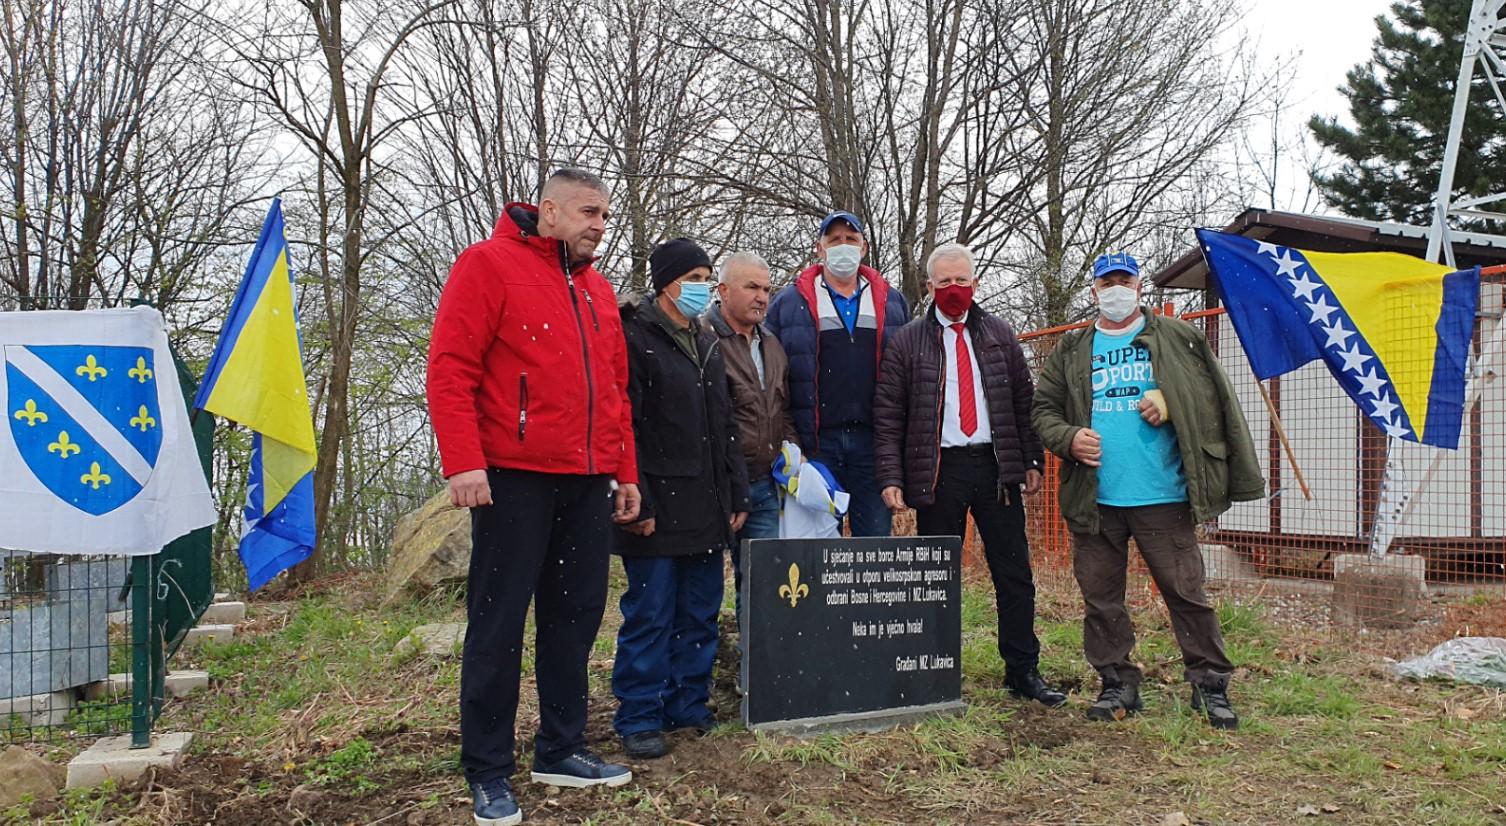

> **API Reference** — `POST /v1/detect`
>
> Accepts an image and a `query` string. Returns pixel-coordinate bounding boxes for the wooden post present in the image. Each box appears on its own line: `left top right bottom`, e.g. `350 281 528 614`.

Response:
1255 377 1313 501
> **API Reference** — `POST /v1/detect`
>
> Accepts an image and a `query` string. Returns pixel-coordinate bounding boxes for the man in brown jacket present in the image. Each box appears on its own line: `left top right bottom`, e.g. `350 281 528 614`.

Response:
873 242 1065 708
703 252 797 617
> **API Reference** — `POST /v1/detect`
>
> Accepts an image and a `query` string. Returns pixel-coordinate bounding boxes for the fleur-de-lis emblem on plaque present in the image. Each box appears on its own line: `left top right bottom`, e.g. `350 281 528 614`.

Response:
129 405 156 432
127 357 153 383
13 399 47 426
778 563 809 607
75 355 107 381
48 431 81 458
80 462 112 489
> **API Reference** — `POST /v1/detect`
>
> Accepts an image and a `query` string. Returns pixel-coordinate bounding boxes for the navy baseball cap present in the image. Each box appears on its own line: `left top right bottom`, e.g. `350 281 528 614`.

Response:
818 210 865 237
1092 252 1140 279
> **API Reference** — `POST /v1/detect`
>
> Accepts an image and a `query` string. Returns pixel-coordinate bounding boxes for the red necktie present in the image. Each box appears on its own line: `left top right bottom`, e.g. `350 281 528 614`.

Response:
951 323 978 437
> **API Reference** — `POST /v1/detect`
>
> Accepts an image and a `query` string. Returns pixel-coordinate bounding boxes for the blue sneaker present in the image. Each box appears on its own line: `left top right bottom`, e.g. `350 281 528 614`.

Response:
471 777 522 826
530 749 632 788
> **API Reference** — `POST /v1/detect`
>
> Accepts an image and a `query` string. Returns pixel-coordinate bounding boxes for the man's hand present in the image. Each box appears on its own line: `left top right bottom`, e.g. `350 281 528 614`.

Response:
1139 394 1165 426
613 483 642 524
881 485 908 513
1070 428 1103 467
447 469 492 508
622 517 656 537
730 511 748 532
1024 468 1043 495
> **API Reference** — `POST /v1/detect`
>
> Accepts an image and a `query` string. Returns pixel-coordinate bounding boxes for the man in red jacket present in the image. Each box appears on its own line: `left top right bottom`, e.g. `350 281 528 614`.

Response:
428 168 641 826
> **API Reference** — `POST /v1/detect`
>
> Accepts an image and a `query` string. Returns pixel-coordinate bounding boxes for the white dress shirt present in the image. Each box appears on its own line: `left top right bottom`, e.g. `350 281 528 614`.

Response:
938 309 992 447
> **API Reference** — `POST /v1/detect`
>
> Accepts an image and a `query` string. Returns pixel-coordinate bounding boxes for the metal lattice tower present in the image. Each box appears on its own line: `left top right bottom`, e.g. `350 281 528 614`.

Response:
1426 0 1506 264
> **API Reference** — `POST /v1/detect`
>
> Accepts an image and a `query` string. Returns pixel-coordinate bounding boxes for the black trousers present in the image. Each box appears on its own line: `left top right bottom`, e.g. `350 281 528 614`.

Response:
914 447 1041 674
461 468 612 783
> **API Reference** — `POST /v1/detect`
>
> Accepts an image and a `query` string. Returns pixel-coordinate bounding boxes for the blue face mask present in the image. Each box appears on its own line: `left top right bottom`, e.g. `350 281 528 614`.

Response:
673 281 712 318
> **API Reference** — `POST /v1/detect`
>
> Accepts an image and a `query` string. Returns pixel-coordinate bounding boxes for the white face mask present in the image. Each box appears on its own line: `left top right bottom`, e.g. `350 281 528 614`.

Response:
822 244 862 281
1096 284 1139 323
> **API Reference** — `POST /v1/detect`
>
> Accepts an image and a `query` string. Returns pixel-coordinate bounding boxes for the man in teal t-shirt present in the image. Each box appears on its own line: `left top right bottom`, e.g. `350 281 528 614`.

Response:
1039 251 1240 732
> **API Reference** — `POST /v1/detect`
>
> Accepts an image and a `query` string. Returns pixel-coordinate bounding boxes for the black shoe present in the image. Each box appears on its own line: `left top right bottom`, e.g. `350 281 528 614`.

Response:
620 730 669 760
1085 681 1143 722
1191 682 1239 730
1005 669 1068 708
666 715 715 737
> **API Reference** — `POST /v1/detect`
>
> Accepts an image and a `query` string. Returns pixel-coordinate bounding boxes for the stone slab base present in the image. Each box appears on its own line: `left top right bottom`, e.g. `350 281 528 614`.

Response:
199 602 246 624
181 624 235 647
83 671 209 701
746 700 965 737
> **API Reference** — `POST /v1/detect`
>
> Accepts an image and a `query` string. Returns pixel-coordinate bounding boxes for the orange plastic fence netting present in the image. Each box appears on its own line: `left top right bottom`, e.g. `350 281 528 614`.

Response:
950 279 1506 623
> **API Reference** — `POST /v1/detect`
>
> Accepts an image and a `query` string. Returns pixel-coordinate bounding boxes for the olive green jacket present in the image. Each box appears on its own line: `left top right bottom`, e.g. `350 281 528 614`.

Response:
1031 309 1265 534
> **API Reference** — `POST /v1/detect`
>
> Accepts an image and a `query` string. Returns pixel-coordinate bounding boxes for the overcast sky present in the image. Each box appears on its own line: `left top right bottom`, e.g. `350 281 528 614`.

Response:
1243 0 1396 124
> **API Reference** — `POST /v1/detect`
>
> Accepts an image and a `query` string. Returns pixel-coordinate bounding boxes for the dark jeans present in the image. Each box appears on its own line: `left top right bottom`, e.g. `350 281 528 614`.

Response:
1072 502 1234 688
732 477 780 623
461 469 612 784
815 423 892 538
914 447 1041 675
612 553 724 735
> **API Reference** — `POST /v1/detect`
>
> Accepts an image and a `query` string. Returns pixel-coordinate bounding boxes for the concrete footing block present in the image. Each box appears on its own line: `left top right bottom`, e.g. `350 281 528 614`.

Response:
1332 553 1428 629
199 602 245 624
1199 544 1250 582
107 610 130 627
181 624 235 647
213 592 231 602
0 691 75 727
66 732 192 789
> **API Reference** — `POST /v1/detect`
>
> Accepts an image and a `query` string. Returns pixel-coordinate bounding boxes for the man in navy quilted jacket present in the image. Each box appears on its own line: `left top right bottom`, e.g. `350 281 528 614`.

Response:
765 211 909 537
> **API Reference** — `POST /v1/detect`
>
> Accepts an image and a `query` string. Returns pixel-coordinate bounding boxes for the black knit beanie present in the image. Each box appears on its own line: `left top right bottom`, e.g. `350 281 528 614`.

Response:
649 238 712 295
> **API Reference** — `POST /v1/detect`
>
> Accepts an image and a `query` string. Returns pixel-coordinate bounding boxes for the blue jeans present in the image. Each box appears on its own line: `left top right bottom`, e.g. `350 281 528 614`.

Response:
815 424 892 538
612 553 724 735
732 478 780 623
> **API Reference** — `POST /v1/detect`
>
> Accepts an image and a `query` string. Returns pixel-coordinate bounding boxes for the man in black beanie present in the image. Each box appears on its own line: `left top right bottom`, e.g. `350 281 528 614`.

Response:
611 238 750 760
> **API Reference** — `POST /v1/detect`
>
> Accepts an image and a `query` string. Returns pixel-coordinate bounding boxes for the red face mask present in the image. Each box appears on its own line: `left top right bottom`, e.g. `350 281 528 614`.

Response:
933 284 973 318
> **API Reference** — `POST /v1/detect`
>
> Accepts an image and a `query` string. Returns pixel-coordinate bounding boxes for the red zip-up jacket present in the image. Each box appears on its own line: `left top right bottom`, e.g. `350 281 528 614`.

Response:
427 203 638 484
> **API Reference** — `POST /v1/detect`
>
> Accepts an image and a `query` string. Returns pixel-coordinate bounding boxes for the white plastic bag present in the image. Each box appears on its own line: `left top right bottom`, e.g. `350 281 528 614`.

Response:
1390 637 1506 688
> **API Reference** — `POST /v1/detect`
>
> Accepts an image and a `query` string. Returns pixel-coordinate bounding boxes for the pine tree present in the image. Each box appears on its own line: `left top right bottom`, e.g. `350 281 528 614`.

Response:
1309 0 1506 228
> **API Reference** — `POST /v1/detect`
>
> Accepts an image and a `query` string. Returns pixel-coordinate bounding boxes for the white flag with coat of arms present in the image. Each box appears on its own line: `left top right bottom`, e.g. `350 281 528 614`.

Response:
0 306 216 555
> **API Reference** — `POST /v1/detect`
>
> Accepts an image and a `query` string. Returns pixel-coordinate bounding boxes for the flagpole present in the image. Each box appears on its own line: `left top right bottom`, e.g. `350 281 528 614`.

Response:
1254 376 1314 501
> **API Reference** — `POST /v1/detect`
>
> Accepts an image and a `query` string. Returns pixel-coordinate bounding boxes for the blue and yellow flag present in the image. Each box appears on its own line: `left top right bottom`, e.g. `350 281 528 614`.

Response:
195 199 317 589
1197 229 1478 449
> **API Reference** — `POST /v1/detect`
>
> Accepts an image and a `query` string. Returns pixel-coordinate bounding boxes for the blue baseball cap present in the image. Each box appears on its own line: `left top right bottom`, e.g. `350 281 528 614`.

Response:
819 210 865 237
1092 252 1140 279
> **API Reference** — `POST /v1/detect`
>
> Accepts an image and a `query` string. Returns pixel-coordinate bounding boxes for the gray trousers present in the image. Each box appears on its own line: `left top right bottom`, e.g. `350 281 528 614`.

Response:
1071 502 1234 689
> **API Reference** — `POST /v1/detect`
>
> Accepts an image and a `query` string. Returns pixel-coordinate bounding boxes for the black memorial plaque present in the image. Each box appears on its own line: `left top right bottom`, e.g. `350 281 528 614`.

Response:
740 536 963 729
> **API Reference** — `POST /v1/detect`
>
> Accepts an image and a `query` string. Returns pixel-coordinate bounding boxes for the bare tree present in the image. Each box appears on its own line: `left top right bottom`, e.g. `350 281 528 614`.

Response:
222 0 458 569
993 0 1261 327
0 0 264 313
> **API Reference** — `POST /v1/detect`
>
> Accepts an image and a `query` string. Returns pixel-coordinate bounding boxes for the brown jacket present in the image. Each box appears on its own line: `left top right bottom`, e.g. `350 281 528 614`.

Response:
702 304 798 478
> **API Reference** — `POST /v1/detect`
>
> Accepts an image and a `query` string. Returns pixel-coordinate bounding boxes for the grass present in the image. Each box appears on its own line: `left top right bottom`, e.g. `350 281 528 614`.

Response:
7 571 1506 825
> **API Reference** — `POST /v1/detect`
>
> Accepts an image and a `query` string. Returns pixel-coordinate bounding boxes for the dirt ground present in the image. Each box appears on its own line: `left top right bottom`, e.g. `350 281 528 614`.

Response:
11 570 1506 826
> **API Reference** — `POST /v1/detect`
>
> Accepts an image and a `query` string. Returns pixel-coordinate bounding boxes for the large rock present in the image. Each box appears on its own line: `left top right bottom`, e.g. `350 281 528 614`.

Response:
0 746 65 808
383 491 470 605
393 622 466 658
